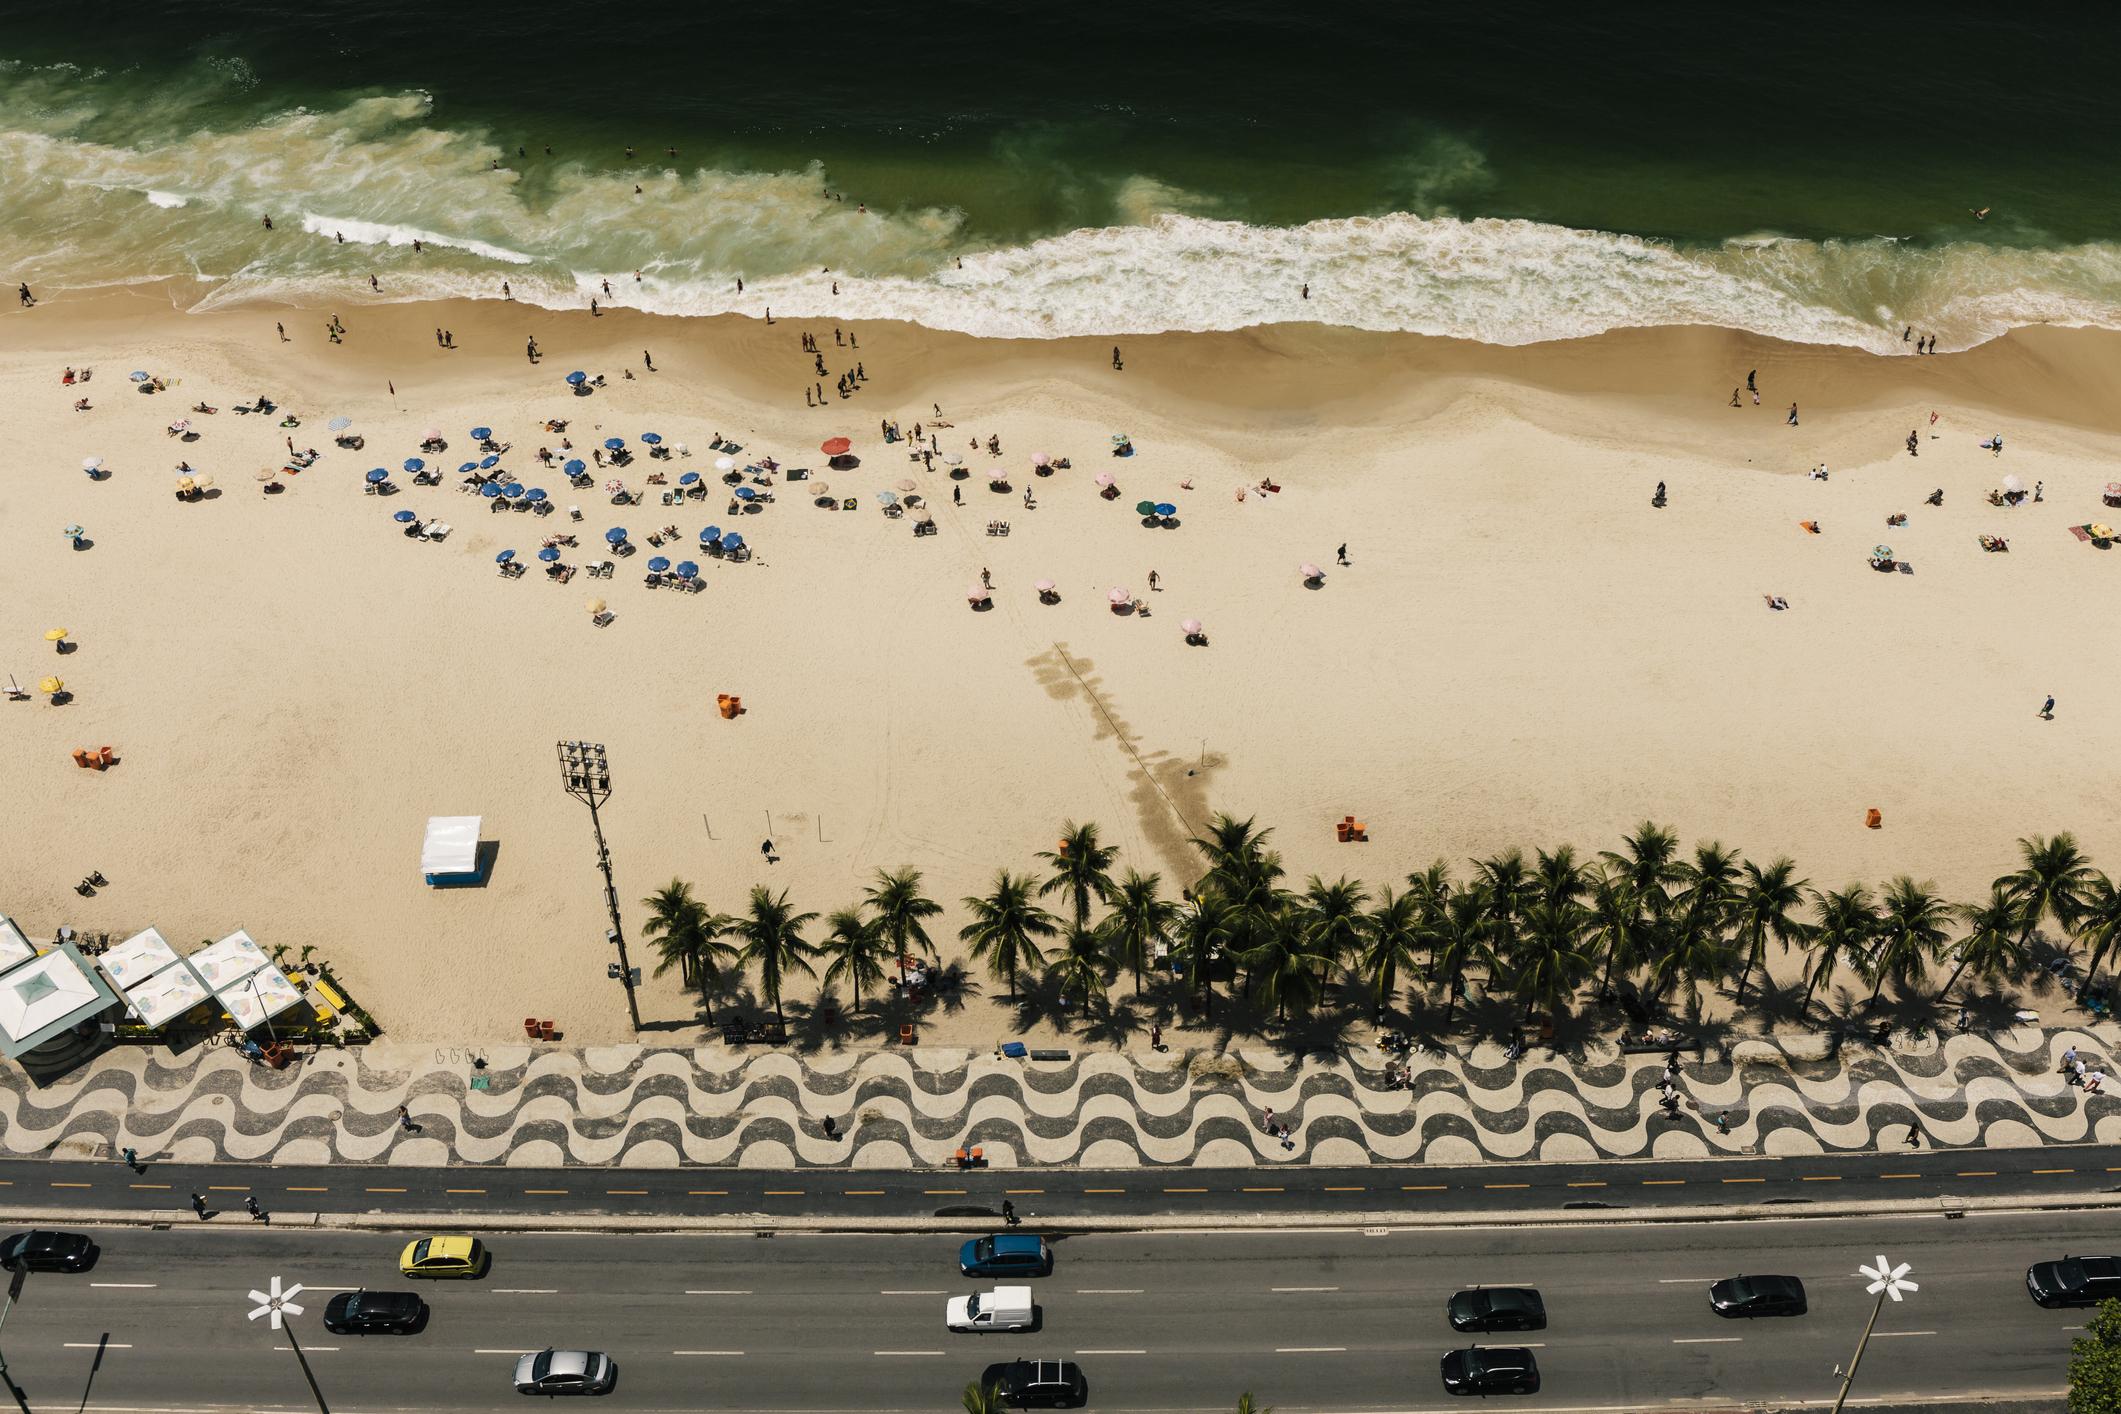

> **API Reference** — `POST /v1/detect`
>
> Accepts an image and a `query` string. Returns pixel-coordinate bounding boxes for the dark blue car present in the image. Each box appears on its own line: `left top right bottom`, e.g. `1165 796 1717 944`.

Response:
959 1233 1053 1277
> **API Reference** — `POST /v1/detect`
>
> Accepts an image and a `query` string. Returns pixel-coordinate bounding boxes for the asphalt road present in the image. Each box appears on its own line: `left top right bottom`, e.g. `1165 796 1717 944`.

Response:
4 1141 2120 1222
0 1211 2089 1412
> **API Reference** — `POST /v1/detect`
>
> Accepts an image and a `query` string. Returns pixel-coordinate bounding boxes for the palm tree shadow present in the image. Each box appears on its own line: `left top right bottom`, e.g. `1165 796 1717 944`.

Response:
1076 992 1146 1048
1738 974 1813 1033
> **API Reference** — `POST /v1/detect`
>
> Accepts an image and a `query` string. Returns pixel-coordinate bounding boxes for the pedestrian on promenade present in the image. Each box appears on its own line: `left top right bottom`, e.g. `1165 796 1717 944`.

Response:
1002 1200 1019 1228
119 1145 140 1173
1905 1123 1922 1148
2063 1044 2079 1074
1716 1110 1730 1135
397 1104 420 1134
2088 1070 2106 1095
1150 1022 1163 1051
822 1115 837 1139
246 1195 268 1224
1787 403 1799 426
1261 1106 1275 1132
190 1192 209 1219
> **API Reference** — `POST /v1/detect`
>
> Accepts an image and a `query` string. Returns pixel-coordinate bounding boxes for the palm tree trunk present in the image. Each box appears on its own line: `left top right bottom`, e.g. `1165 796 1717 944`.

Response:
1932 954 1971 1007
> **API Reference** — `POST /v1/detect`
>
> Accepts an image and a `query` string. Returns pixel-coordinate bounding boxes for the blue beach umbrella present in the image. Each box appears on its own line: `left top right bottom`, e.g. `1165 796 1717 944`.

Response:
603 437 624 451
648 556 670 573
720 532 744 550
525 488 548 503
641 432 662 445
537 547 560 563
734 486 757 501
675 561 698 580
365 467 388 484
328 416 352 431
565 371 587 385
605 527 629 545
393 509 416 523
470 426 492 441
129 371 149 382
480 455 502 470
403 458 425 473
495 549 515 563
480 482 502 498
502 482 526 498
458 461 479 474
1155 502 1176 517
564 459 586 475
700 525 721 543
679 471 700 485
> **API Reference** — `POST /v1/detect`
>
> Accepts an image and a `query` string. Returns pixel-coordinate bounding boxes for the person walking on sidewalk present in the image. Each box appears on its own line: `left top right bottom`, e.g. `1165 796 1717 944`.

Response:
119 1145 140 1173
190 1192 210 1220
246 1194 269 1224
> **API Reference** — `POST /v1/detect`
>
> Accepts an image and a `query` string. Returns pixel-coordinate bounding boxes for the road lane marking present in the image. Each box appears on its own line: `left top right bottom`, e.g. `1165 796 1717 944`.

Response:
445 1188 487 1195
1801 1175 1843 1181
1004 1189 1044 1195
686 1290 752 1296
606 1189 648 1196
1872 1331 1937 1338
1164 1187 1207 1194
523 1189 568 1195
1721 1178 1766 1184
50 1182 91 1188
675 1350 744 1356
688 1190 728 1196
1672 1337 1742 1344
303 1286 361 1292
1485 1183 1529 1190
761 1190 804 1196
65 1343 131 1349
1243 1187 1285 1193
1566 1181 1607 1188
1275 1346 1346 1353
1083 1188 1125 1194
1658 1279 1716 1284
91 1283 157 1289
1878 1173 1920 1179
881 1290 946 1296
275 1346 336 1352
2033 1168 2076 1175
493 1289 557 1294
1077 1289 1143 1295
1076 1349 1145 1355
207 1186 248 1192
843 1190 885 1196
1641 1179 1685 1186
475 1349 539 1354
1323 1186 1366 1192
284 1187 328 1193
874 1350 945 1356
1272 1286 1338 1293
128 1184 171 1190
365 1187 407 1194
923 1189 967 1195
1957 1171 1998 1178
1402 1184 1446 1191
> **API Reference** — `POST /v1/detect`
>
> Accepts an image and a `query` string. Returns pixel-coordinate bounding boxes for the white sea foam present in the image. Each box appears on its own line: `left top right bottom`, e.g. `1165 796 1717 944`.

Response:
296 211 532 265
144 190 188 209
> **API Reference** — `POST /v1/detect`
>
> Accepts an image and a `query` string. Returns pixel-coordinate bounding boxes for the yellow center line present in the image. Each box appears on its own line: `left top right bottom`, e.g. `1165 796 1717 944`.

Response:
445 1188 487 1195
1082 1188 1125 1194
1164 1187 1207 1194
50 1182 91 1188
1323 1186 1366 1193
284 1186 328 1193
1801 1175 1843 1182
1484 1183 1529 1190
1402 1184 1446 1191
1878 1173 1920 1180
1243 1187 1285 1193
1566 1181 1607 1188
1722 1178 1767 1184
0 1181 11 1187
843 1190 885 1196
2032 1168 2075 1175
129 1183 172 1190
1004 1189 1044 1195
208 1186 249 1192
1957 1171 1997 1178
1641 1179 1685 1186
689 1190 728 1196
366 1187 407 1193
523 1189 569 1195
762 1190 805 1196
606 1189 648 1195
923 1189 966 1195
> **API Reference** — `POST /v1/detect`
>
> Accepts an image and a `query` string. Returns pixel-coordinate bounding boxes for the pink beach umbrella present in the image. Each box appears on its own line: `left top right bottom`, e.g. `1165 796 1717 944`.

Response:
1032 452 1050 468
1093 471 1114 487
1180 618 1203 635
1108 586 1131 605
1299 562 1323 580
967 584 991 602
1034 578 1056 593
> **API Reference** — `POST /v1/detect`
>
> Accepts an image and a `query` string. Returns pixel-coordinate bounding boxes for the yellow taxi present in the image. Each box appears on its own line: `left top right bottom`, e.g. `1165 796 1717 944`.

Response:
398 1235 487 1279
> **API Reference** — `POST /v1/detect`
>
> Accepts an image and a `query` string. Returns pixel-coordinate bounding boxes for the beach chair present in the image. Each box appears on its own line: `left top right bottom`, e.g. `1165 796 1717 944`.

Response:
97 746 114 768
591 610 614 628
72 749 93 769
643 572 663 588
899 1022 917 1046
425 523 451 541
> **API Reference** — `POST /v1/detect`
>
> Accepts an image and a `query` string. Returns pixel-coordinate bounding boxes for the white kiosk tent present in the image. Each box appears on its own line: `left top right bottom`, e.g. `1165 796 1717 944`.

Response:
0 942 118 1061
421 815 486 886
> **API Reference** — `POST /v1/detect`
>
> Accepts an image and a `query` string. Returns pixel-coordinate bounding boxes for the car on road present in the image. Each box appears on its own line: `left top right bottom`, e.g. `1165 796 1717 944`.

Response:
322 1289 427 1335
0 1231 95 1274
959 1233 1053 1278
513 1349 616 1396
1440 1345 1540 1396
979 1358 1087 1408
1709 1273 1807 1317
399 1235 488 1279
948 1285 1035 1332
1447 1286 1547 1333
2027 1255 2121 1307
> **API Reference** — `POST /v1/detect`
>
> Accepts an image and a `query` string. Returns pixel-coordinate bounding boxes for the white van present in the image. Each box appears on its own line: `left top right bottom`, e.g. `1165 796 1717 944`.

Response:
946 1285 1035 1333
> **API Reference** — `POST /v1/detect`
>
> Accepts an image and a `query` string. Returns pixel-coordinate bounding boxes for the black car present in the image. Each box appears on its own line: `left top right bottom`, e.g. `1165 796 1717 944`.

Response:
980 1359 1087 1408
1448 1287 1547 1333
2028 1256 2121 1308
0 1231 95 1273
322 1289 427 1334
1709 1274 1807 1317
1441 1346 1540 1396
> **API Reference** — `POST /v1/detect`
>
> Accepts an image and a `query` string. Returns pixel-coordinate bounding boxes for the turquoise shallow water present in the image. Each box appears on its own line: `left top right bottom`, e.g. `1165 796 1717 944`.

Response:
4 4 2117 347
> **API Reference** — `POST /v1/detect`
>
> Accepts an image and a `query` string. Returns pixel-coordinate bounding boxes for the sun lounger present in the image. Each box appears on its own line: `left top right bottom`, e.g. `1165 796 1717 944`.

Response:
591 610 614 628
425 523 451 540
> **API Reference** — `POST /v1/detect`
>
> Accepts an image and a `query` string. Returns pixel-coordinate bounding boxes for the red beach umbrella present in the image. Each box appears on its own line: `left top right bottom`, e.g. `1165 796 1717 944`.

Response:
820 437 852 456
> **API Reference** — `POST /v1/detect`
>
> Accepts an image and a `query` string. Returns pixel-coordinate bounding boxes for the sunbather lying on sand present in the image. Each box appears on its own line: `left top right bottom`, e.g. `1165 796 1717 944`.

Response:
1763 595 1789 610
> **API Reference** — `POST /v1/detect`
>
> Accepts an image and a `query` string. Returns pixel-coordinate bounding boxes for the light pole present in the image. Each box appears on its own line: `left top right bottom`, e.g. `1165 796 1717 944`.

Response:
0 1267 36 1414
247 1275 328 1414
1831 1254 1918 1413
245 971 278 1047
557 740 641 1032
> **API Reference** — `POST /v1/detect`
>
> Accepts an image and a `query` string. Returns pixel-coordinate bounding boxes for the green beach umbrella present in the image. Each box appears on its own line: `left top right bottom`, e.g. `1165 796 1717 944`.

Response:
1135 500 1157 516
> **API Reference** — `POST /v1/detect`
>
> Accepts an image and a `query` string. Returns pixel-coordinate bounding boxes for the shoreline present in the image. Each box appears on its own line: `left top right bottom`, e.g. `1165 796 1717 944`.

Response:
6 285 2121 1044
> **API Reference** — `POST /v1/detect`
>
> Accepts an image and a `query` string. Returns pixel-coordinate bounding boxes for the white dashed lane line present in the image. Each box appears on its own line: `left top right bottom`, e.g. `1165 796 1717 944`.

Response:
1672 1337 1741 1344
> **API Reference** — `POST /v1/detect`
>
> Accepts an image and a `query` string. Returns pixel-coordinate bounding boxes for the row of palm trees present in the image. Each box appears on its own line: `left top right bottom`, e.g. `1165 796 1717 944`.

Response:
639 817 2121 1033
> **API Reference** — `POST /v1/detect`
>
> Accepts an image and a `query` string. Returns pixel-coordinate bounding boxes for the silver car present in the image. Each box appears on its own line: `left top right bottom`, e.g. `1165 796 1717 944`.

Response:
513 1349 616 1396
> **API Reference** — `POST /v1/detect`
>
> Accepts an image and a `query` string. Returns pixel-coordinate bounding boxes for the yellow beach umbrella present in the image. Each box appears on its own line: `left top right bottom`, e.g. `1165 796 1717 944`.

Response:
254 467 277 482
38 677 63 696
2092 523 2117 540
175 476 196 493
194 475 214 491
585 598 606 616
43 628 68 643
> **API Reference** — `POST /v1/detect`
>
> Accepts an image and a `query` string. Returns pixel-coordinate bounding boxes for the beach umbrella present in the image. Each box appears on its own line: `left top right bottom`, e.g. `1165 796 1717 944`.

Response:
175 478 195 494
720 532 745 550
641 432 662 445
365 468 389 483
679 471 700 485
605 527 629 545
1094 471 1114 487
63 523 83 539
458 461 478 474
1135 499 1157 515
912 508 933 524
393 509 416 523
1872 544 1893 560
1034 578 1056 594
809 482 831 497
878 490 898 504
2002 474 2025 494
821 437 852 456
495 549 515 563
1181 618 1203 635
1032 452 1050 468
648 555 671 572
39 677 63 695
604 479 626 495
1108 587 1131 605
2105 482 2121 499
566 371 588 385
675 561 698 579
895 478 917 492
585 598 606 615
82 457 102 472
129 371 149 382
470 426 492 441
603 437 625 450
944 452 964 466
328 416 352 431
525 488 547 503
2094 524 2119 540
714 455 736 472
734 486 758 501
421 428 442 443
538 547 560 562
989 469 1010 483
967 584 990 602
44 628 68 645
402 458 425 473
701 525 722 542
1299 562 1323 579
1155 502 1176 517
502 482 526 498
254 467 277 481
480 455 501 469
194 475 214 491
480 482 502 498
564 459 586 475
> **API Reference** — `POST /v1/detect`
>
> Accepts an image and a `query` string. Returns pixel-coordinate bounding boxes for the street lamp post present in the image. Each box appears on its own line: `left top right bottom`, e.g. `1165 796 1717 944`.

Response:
247 1275 328 1414
0 1268 36 1414
1831 1254 1918 1413
557 740 642 1032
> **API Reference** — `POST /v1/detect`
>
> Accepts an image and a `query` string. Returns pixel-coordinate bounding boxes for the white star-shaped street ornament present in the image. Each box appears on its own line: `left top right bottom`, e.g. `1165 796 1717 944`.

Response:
1859 1254 1917 1302
246 1275 307 1330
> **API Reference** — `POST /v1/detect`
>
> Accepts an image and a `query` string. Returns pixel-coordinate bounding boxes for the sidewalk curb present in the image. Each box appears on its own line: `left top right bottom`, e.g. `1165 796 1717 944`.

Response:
9 1189 2120 1237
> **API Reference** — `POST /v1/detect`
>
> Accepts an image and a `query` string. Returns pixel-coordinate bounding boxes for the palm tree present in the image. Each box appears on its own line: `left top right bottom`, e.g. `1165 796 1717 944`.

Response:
1802 884 1877 1015
864 866 943 988
1866 876 1952 1007
1423 889 1492 1024
1297 874 1370 988
1190 813 1272 892
2001 832 2095 949
1355 886 1423 1014
818 906 894 1011
1173 891 1233 1016
2069 871 2121 1002
1936 884 2027 1005
1048 923 1109 1013
1234 1396 1273 1414
1103 868 1178 998
1600 821 1685 921
960 870 1058 1001
1472 849 1532 967
1582 872 1644 1002
732 885 819 1028
640 879 736 1020
1510 898 1590 1026
962 1380 1005 1414
1533 845 1590 909
1240 916 1329 1022
1731 857 1810 1004
1648 842 1742 1009
1037 820 1120 930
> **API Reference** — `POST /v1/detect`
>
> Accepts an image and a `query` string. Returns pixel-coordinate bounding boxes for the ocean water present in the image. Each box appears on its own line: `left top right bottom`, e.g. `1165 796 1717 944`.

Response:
3 4 2117 350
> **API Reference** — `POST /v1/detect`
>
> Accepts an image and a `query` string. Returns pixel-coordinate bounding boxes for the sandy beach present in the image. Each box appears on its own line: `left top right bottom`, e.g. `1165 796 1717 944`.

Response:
5 283 2120 1044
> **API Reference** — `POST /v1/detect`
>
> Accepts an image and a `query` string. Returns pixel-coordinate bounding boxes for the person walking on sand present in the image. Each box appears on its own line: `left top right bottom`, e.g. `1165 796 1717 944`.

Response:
1336 543 1349 566
502 280 512 300
1787 402 1799 426
761 838 775 863
1747 369 1756 393
1112 345 1123 370
1148 570 1159 592
277 321 287 342
16 282 31 307
2041 694 2055 720
980 567 991 590
526 337 539 363
643 349 655 371
1730 387 1741 407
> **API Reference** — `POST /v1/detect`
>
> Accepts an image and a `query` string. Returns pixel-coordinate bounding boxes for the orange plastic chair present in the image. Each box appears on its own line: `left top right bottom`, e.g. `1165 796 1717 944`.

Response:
1865 808 1882 830
96 746 114 767
71 749 92 769
524 1017 541 1038
538 1019 556 1040
899 1022 916 1046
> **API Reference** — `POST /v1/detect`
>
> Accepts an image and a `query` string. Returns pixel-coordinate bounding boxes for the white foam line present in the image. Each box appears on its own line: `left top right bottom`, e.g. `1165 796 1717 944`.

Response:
1672 1336 1742 1344
674 1350 744 1356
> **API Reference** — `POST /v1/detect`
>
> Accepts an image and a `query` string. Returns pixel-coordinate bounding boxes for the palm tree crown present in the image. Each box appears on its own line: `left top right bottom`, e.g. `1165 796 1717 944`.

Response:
960 870 1059 1001
731 885 819 1027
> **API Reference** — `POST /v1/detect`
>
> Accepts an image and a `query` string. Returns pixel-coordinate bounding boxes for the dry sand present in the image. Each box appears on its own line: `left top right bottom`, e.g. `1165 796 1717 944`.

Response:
4 283 2119 1044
